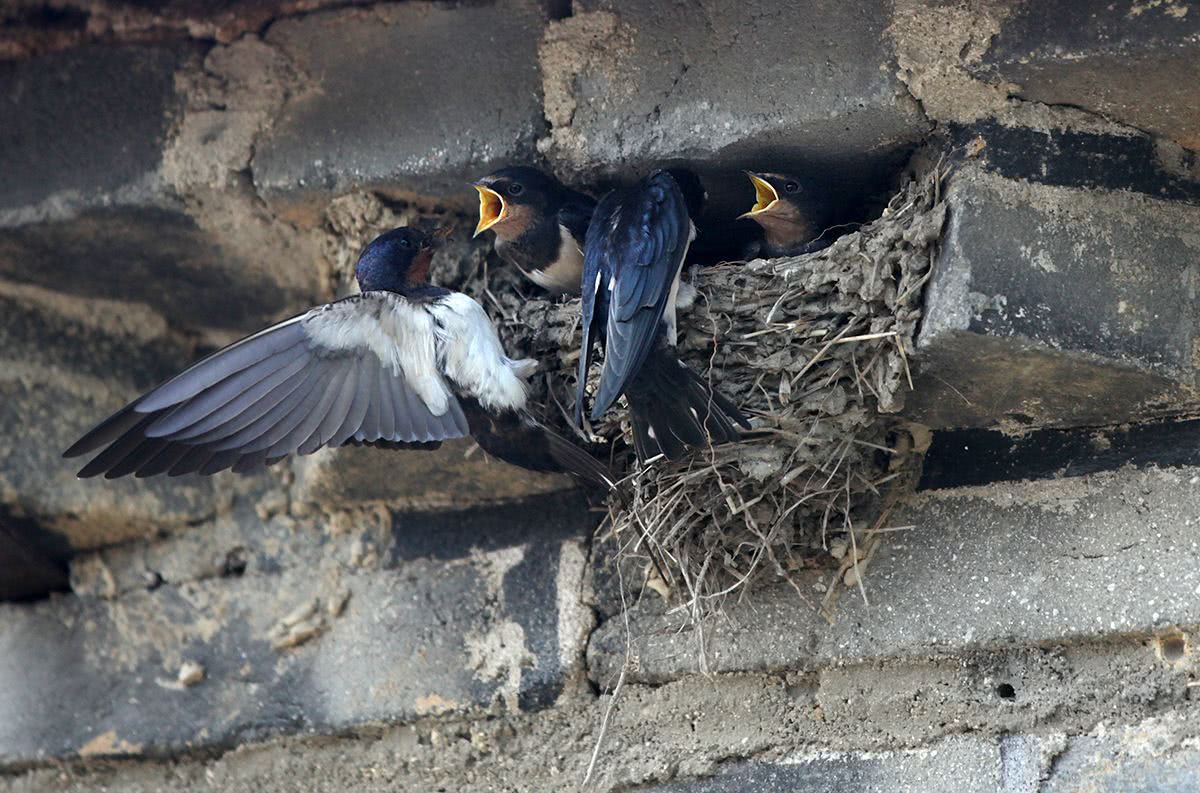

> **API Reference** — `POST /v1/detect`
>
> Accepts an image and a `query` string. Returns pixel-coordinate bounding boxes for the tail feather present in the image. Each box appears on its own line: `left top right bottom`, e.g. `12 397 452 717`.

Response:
625 348 748 462
542 429 616 490
462 399 614 490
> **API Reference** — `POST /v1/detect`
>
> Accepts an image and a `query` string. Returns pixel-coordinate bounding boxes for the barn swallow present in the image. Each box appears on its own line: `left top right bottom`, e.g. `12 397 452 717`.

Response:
576 169 750 461
65 228 611 488
740 172 833 257
473 166 596 294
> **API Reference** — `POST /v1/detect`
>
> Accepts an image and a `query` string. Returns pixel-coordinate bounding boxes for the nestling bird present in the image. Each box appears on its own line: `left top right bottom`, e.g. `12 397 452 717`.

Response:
473 166 596 294
65 227 611 488
576 168 750 461
741 171 833 257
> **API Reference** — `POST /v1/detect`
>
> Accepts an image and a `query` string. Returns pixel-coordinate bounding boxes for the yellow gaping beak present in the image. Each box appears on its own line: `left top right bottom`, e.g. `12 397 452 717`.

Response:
740 173 779 218
474 185 507 237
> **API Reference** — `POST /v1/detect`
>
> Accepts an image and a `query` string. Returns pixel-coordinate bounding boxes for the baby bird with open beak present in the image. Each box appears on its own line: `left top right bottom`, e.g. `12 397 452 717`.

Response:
741 171 833 258
473 166 596 295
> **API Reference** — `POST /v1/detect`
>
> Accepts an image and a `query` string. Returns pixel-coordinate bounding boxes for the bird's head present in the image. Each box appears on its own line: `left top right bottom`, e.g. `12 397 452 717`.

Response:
354 227 441 293
740 172 814 222
739 172 824 243
473 166 563 241
662 167 707 222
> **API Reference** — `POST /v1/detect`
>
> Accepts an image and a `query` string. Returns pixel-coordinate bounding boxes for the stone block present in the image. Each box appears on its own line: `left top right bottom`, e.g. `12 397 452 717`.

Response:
1043 714 1200 793
637 737 1002 793
589 463 1200 684
974 1 1200 150
0 290 262 551
0 43 191 214
0 208 310 333
0 41 324 332
907 126 1200 431
0 493 596 763
542 0 929 217
0 369 238 552
253 1 549 223
292 439 579 512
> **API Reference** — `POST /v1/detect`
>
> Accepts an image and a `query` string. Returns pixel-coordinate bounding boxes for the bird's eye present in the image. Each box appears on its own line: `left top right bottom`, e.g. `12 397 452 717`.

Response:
784 181 800 194
508 182 524 196
398 238 411 249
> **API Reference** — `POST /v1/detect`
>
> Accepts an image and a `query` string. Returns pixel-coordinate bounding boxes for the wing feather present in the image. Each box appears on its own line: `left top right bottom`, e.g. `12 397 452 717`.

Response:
138 320 308 412
376 362 397 441
143 344 308 438
177 359 312 444
65 293 475 478
134 444 194 478
585 172 691 419
259 362 342 457
355 363 382 443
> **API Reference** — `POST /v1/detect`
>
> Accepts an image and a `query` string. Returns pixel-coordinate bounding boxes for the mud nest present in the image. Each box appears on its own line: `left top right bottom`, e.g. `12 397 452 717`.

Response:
486 167 948 613
324 166 947 612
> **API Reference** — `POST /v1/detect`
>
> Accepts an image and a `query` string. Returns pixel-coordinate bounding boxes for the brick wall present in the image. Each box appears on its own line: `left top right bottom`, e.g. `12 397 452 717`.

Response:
2 1 1200 791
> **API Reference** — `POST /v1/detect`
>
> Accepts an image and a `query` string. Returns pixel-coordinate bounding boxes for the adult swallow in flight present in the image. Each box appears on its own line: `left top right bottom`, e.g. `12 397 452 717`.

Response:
576 169 750 461
65 228 611 488
473 166 596 294
741 171 833 257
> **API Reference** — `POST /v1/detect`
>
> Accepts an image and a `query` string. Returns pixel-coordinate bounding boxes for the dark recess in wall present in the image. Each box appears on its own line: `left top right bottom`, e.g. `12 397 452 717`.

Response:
0 510 70 602
389 489 598 564
919 416 1200 490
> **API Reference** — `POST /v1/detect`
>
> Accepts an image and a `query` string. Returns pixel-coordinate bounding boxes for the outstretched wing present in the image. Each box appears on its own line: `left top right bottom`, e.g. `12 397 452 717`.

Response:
586 171 691 419
64 292 475 478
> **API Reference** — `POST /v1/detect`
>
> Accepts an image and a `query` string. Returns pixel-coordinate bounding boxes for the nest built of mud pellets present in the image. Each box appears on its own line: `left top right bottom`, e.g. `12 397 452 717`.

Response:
323 165 947 615
499 168 947 615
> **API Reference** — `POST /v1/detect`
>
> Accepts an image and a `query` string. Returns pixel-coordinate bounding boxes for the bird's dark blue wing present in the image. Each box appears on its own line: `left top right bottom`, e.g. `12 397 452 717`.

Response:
575 188 617 426
64 293 471 478
586 171 691 419
557 189 597 246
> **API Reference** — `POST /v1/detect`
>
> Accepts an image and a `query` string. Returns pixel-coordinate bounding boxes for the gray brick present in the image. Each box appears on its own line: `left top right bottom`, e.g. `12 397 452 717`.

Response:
292 439 579 511
1043 715 1200 793
907 151 1200 431
637 737 1002 793
974 1 1200 151
0 291 265 551
544 0 928 200
0 376 239 552
253 1 548 223
0 42 323 332
589 464 1200 684
0 44 193 214
0 208 308 332
0 495 595 763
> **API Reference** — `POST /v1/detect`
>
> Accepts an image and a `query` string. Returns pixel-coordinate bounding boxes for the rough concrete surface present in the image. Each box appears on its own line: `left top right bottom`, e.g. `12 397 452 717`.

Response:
253 1 549 222
540 0 928 220
3 0 1200 790
292 439 576 511
590 464 1200 682
0 494 597 765
908 160 1200 430
976 0 1200 150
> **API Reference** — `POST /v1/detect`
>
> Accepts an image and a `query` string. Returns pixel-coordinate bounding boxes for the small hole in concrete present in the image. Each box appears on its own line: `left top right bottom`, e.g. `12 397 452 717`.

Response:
222 548 248 578
995 683 1016 700
1158 634 1188 664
